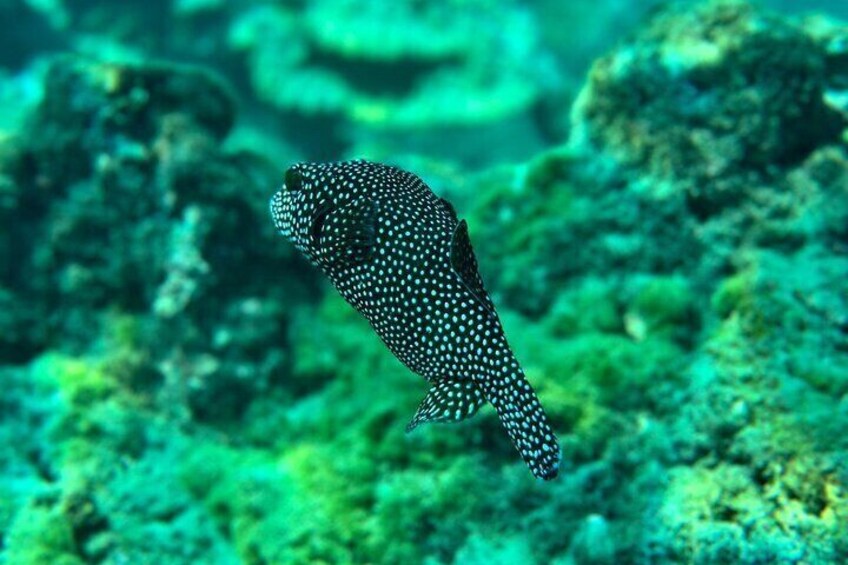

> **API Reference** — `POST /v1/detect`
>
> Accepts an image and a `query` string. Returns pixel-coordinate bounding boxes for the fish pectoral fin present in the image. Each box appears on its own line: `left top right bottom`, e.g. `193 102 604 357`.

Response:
405 378 485 433
450 220 496 316
319 198 378 269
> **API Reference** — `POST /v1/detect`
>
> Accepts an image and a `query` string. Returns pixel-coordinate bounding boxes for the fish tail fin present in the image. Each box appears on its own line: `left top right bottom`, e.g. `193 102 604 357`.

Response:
482 370 561 480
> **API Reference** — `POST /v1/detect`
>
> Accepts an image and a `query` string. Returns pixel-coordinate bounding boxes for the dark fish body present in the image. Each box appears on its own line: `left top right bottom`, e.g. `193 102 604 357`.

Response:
270 160 560 479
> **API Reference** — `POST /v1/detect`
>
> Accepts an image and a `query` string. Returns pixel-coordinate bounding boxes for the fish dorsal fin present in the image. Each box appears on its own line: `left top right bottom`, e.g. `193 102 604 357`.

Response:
406 378 485 433
318 199 377 269
450 220 495 316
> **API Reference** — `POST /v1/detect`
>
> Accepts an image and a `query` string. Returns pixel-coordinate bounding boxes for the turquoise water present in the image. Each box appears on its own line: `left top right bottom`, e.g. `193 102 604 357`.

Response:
1 0 847 563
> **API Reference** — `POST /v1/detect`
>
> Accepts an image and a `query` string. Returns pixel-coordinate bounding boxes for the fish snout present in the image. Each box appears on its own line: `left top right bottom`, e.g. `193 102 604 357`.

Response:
269 190 291 238
271 165 311 240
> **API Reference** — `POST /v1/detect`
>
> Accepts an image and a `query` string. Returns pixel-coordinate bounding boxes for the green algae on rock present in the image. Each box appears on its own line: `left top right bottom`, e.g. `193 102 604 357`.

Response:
464 149 702 316
462 1 848 320
571 0 846 216
446 2 848 560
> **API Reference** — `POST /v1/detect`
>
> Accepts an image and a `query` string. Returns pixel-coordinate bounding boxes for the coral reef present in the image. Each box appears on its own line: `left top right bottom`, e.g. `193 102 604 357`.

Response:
571 0 845 214
0 1 66 69
1 0 847 564
0 56 321 411
8 0 559 164
227 0 557 163
463 150 703 316
573 1 842 204
468 0 848 316
230 0 549 130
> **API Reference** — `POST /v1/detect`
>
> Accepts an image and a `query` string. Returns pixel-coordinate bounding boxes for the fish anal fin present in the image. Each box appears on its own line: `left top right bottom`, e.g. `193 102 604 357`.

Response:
450 220 495 316
319 199 377 269
406 378 485 433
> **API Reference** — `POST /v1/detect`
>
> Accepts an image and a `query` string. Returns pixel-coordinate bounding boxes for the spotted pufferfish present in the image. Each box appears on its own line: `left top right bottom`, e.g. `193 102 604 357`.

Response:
270 160 560 480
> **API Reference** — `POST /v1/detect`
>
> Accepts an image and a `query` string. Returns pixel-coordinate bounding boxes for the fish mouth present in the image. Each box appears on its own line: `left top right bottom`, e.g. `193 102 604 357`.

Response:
269 189 291 238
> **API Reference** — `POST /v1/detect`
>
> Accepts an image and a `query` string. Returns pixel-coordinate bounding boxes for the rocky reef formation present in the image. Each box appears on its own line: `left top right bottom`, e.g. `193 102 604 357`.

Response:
0 56 328 562
0 56 322 414
231 0 548 128
571 0 845 214
470 0 848 316
227 0 557 163
3 0 560 165
0 0 847 563
462 1 848 561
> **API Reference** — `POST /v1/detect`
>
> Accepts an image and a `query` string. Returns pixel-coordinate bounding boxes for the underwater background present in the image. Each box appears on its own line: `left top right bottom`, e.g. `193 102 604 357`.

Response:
1 0 847 563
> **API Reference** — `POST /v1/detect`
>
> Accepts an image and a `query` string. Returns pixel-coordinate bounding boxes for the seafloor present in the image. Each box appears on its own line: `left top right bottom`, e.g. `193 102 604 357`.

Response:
1 0 847 563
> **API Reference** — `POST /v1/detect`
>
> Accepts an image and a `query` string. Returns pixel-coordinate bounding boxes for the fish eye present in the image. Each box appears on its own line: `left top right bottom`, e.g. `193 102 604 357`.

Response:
285 168 303 193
